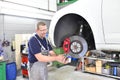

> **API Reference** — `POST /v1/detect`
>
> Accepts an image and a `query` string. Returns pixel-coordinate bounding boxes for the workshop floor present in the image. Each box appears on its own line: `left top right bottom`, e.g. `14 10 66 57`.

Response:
16 65 117 80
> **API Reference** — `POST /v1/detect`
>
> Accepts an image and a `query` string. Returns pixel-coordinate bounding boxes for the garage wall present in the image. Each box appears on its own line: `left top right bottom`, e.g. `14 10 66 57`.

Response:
0 14 51 63
0 0 54 68
3 15 36 41
0 15 4 40
0 15 50 42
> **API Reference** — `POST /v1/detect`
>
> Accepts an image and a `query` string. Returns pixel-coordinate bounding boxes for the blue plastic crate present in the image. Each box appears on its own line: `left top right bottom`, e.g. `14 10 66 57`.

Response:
6 62 17 80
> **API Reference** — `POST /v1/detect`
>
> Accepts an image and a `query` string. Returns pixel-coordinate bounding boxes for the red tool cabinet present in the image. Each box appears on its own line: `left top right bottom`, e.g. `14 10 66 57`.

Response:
21 54 28 78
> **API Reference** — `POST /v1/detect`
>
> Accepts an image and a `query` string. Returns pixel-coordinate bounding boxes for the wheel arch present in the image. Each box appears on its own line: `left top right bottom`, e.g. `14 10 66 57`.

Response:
54 13 96 50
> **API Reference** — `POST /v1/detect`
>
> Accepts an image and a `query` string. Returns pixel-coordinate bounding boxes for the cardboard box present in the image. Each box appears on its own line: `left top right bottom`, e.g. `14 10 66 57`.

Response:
96 60 102 67
85 51 91 57
96 66 102 74
84 59 89 65
96 60 102 74
85 66 96 73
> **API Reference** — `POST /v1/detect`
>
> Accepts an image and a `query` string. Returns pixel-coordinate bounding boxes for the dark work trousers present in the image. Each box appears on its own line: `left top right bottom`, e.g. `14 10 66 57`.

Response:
28 61 48 80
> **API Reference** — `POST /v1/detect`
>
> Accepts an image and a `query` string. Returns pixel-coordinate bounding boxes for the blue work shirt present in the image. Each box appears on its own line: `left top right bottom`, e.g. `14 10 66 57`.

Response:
28 34 52 63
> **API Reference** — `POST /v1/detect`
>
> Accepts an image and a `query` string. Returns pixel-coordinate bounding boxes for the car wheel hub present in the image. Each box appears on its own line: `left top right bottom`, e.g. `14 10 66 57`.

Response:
70 40 82 54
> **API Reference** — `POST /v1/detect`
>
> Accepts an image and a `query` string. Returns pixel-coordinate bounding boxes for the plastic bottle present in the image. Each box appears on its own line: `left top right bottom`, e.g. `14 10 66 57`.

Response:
113 66 117 76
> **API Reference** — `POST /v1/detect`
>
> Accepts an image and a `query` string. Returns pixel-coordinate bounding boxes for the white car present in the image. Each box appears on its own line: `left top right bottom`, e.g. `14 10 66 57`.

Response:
49 0 120 58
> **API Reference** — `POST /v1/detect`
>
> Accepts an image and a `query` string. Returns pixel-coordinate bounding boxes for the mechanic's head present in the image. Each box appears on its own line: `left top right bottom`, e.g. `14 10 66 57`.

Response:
36 22 48 38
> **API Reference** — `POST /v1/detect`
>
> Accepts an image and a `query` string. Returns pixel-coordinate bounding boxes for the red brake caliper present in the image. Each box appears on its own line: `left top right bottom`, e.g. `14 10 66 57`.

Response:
63 38 70 54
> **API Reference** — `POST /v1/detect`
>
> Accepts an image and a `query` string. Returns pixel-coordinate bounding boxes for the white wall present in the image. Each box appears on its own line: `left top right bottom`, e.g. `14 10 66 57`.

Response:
0 15 50 42
0 15 4 40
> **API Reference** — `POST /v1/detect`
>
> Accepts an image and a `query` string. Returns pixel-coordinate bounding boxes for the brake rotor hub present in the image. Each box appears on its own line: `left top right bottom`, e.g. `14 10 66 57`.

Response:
70 40 82 54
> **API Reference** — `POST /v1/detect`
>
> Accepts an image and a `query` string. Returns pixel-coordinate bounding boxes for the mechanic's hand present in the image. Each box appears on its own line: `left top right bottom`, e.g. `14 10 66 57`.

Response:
56 54 65 63
56 54 70 64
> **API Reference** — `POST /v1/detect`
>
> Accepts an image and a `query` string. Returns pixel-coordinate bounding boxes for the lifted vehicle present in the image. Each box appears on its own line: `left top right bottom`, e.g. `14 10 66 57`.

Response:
49 0 120 58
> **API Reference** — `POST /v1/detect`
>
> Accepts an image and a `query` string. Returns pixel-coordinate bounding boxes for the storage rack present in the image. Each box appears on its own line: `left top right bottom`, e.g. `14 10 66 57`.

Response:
81 51 120 79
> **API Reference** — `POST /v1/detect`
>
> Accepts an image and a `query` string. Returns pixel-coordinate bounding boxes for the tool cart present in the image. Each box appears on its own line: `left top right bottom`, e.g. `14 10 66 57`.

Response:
20 44 28 78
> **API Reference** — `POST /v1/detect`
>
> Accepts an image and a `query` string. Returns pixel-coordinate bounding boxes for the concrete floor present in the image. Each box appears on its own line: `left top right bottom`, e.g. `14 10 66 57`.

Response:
16 65 117 80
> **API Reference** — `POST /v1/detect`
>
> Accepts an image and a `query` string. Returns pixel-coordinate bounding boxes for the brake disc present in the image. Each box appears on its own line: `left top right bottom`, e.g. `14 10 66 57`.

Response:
69 35 88 58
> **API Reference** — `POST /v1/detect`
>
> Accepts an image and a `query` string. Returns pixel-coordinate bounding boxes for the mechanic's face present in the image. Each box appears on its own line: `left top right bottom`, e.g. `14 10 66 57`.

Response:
37 25 47 38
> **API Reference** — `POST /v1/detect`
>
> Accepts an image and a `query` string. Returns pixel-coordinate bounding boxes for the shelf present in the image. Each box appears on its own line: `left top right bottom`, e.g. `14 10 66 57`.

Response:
82 56 120 79
57 0 78 6
84 57 116 62
83 70 120 79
